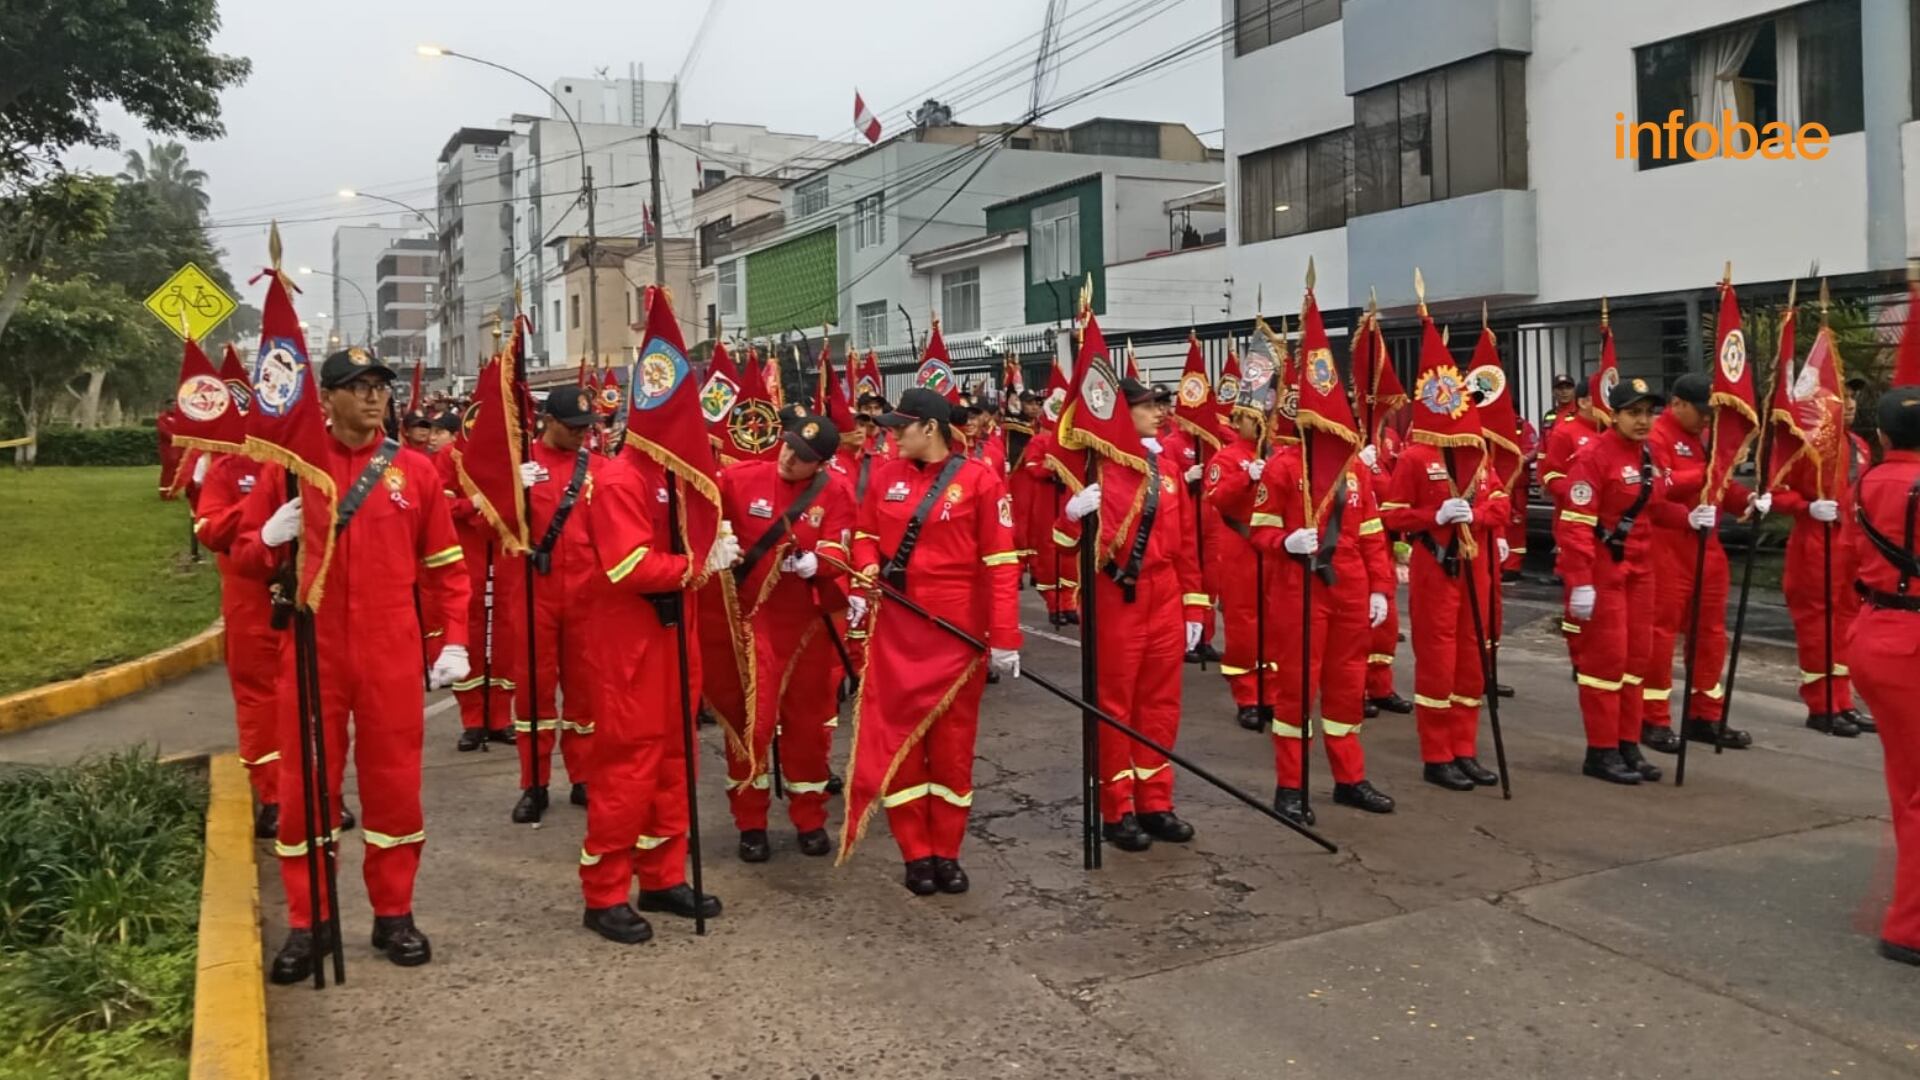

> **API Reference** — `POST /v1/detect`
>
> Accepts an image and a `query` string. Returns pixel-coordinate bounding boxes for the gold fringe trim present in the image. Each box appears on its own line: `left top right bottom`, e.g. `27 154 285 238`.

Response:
453 360 531 554
1412 431 1485 451
1705 426 1757 507
241 436 340 613
1058 403 1151 476
1711 391 1759 429
710 573 760 775
623 430 724 579
172 436 247 458
1297 409 1360 449
1043 449 1087 494
1174 415 1223 450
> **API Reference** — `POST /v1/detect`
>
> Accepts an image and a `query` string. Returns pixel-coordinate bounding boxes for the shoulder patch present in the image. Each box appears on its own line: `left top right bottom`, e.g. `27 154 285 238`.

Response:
1570 481 1594 507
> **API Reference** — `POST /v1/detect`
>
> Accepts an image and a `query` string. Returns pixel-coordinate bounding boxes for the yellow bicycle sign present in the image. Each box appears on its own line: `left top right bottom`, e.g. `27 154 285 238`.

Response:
144 262 237 341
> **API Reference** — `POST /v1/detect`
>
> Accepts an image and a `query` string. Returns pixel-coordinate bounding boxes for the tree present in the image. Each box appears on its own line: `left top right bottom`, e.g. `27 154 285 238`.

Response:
0 173 115 341
119 141 210 219
0 0 250 186
0 276 159 462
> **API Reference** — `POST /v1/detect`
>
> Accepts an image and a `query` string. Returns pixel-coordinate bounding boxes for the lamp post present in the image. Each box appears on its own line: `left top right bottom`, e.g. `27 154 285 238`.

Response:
298 267 374 349
341 189 442 362
419 44 600 368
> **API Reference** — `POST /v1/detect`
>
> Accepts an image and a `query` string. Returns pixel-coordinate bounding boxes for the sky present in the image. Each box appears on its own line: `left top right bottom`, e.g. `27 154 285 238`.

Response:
68 0 1225 339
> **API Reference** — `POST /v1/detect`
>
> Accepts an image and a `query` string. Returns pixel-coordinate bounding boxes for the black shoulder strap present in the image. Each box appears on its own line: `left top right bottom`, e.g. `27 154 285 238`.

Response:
1310 474 1349 586
856 453 873 501
1106 456 1163 598
334 438 401 534
1598 444 1656 560
734 467 833 585
532 448 592 571
1856 466 1920 592
882 454 967 584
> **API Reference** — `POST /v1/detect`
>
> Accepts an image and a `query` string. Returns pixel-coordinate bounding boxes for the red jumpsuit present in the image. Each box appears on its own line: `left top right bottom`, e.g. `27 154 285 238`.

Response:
1774 433 1871 715
193 454 283 808
1363 429 1405 701
1381 445 1508 764
436 451 519 737
1252 450 1393 787
1162 425 1216 647
848 455 1021 862
836 441 892 664
1645 412 1747 727
1054 450 1208 822
1847 449 1920 952
1022 429 1081 617
578 452 701 905
232 438 470 930
1203 436 1270 708
1542 414 1603 654
1554 428 1675 749
1504 421 1538 573
720 459 856 834
517 440 604 788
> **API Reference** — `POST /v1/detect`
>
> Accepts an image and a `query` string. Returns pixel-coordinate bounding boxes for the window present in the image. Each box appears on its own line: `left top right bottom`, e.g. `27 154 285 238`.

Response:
553 299 562 329
1070 120 1160 158
718 262 738 316
1235 0 1342 57
795 177 829 217
1029 197 1081 284
942 268 981 333
1354 53 1527 216
857 300 888 349
570 293 580 330
699 215 732 267
855 192 886 250
1631 0 1864 168
703 168 727 189
1240 128 1352 243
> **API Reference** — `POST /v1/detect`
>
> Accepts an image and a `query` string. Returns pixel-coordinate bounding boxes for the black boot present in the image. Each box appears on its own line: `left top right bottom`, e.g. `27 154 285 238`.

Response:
826 771 845 796
1843 709 1877 735
1502 569 1524 584
933 858 970 894
1137 811 1194 842
254 802 279 840
903 857 939 896
1272 787 1316 826
737 829 771 863
1684 717 1752 749
637 884 722 920
1494 683 1515 699
486 725 515 745
796 829 831 857
338 806 356 831
1455 757 1499 787
1640 723 1682 754
1195 642 1223 662
1061 611 1080 626
370 913 432 967
1368 693 1413 715
268 924 332 985
1101 813 1153 852
583 904 653 945
1582 747 1642 785
570 782 588 807
1618 741 1662 783
1236 705 1264 731
1333 780 1395 814
1364 699 1380 719
1806 713 1861 738
1879 938 1920 967
456 727 486 752
1423 762 1476 791
511 786 549 824
987 670 1000 684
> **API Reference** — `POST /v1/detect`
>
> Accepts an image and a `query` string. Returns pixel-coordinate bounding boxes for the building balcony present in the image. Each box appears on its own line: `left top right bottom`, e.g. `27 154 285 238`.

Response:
1346 189 1536 308
1343 0 1530 93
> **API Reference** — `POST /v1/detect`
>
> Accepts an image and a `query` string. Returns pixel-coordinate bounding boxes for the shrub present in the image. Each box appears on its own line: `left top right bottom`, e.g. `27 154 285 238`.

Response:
29 428 161 467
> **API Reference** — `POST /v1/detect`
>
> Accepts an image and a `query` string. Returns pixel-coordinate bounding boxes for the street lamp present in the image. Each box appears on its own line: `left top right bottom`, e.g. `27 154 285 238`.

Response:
419 43 600 368
338 188 438 235
298 266 375 349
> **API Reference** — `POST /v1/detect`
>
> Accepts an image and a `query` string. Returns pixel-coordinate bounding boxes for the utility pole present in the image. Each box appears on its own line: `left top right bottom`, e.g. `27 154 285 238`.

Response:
585 160 600 367
648 128 667 293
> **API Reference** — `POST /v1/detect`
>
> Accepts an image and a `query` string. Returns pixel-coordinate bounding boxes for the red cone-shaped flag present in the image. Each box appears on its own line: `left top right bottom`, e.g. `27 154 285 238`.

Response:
1408 305 1485 489
1214 347 1248 432
1592 317 1622 424
700 338 743 449
854 349 884 402
1783 317 1850 499
628 286 723 574
1765 300 1803 492
170 335 246 456
1172 332 1223 450
454 348 532 553
718 343 782 465
1705 277 1758 506
1352 310 1406 446
1465 324 1523 495
917 317 960 403
1293 289 1363 522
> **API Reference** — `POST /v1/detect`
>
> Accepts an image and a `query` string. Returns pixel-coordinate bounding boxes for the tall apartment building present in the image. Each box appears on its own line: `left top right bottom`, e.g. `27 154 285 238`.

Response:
375 237 440 365
436 127 515 377
329 224 411 349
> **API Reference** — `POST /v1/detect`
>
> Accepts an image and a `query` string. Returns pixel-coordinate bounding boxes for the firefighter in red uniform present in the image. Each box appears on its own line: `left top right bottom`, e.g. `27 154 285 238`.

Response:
722 417 856 862
1361 425 1413 716
1251 445 1398 822
436 419 518 753
1204 402 1272 730
577 445 740 944
1848 386 1920 967
1503 418 1537 581
509 389 604 824
1158 390 1221 663
1555 379 1678 785
234 349 471 982
846 389 1022 895
402 410 432 451
1644 374 1753 752
1021 409 1081 626
1774 392 1875 737
193 452 283 838
1057 378 1208 851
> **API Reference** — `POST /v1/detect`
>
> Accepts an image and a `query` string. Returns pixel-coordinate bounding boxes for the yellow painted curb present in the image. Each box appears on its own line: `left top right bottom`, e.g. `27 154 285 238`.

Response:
190 754 269 1080
0 619 225 736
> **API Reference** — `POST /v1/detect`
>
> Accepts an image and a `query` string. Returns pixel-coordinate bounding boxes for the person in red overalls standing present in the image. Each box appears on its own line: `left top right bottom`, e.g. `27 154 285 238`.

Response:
509 389 604 824
1848 385 1920 968
722 416 856 862
1158 391 1220 664
1021 401 1081 626
1204 403 1271 730
233 349 472 981
1362 421 1413 716
437 425 518 754
1554 379 1676 785
1057 378 1209 852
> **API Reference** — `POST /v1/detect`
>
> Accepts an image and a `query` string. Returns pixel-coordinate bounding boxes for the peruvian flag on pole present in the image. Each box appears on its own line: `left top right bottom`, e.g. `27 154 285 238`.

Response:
854 90 883 145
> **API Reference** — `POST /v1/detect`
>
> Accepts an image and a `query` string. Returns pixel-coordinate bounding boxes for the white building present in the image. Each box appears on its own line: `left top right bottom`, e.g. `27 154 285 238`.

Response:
435 127 516 379
329 224 413 350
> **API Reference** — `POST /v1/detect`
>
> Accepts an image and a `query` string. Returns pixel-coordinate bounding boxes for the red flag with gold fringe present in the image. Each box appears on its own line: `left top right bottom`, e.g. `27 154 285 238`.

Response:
1464 322 1524 496
1289 282 1363 523
453 349 531 554
1705 275 1759 506
1352 308 1406 446
719 344 782 465
169 335 246 457
1172 332 1223 450
699 339 743 450
1781 308 1850 500
628 286 724 577
916 317 961 403
1407 273 1486 490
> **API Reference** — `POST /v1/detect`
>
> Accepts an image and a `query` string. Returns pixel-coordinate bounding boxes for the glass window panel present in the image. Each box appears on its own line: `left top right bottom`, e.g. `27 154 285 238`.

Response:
1235 0 1269 56
942 268 981 333
1306 130 1351 232
1500 54 1529 189
1303 0 1341 32
1271 142 1307 238
1353 86 1399 215
1398 76 1435 205
1446 55 1500 197
1799 0 1864 135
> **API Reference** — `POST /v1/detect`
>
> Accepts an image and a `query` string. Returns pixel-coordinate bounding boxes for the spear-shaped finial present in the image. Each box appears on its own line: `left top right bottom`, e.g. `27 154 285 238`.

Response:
268 221 284 271
1414 268 1428 318
1305 255 1317 292
1367 285 1379 315
1441 325 1451 347
1819 278 1831 325
1256 283 1264 317
1722 260 1732 286
1481 301 1489 331
1601 296 1611 328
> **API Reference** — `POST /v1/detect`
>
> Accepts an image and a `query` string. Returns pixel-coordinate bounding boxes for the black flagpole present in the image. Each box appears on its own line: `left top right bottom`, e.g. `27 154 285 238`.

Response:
1716 341 1783 756
479 541 494 752
1446 449 1512 799
519 365 545 805
1674 526 1711 787
1078 457 1102 870
285 474 346 987
665 483 709 934
1297 436 1315 818
296 610 346 985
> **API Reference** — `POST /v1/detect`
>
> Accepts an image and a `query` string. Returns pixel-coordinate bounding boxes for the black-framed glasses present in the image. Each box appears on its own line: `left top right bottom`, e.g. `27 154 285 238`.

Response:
337 380 392 400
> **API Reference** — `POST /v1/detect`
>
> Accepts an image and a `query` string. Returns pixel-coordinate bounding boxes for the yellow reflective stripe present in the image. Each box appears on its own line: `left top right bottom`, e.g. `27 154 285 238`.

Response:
1577 673 1624 691
1451 694 1482 707
816 540 848 555
1642 686 1672 701
364 828 426 849
1798 667 1846 684
1052 528 1078 547
1250 512 1287 528
1836 664 1849 677
1366 653 1395 665
1133 762 1170 781
1378 501 1410 510
635 835 670 850
1413 694 1454 710
607 545 650 583
1701 682 1725 700
929 782 972 807
982 551 1022 566
1219 662 1278 676
1271 718 1305 738
424 629 446 639
512 718 562 732
240 750 282 767
854 530 880 542
1560 620 1583 635
1621 673 1643 686
450 675 487 692
785 780 831 795
579 848 603 866
423 545 464 568
1560 510 1599 526
1509 546 1527 554
1542 470 1566 484
883 782 931 807
728 773 773 792
273 827 344 858
1358 518 1384 535
1034 583 1056 592
1320 717 1363 738
1182 593 1212 607
1107 769 1135 784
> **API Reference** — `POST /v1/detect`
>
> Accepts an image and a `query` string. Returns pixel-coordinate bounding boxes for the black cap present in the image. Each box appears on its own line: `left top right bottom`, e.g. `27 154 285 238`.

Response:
1552 373 1577 390
951 404 977 423
1879 386 1920 446
1608 376 1662 411
1671 373 1711 407
432 411 460 433
876 387 951 427
1150 383 1174 404
782 415 841 463
1119 377 1157 407
541 387 597 428
778 403 813 429
1574 377 1594 400
319 347 397 389
1846 375 1869 392
1019 389 1043 403
402 410 430 429
857 392 890 411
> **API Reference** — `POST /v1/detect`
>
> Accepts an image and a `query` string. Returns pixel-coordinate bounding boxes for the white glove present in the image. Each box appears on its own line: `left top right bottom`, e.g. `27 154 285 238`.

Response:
1283 527 1318 555
990 647 1021 679
1368 592 1389 628
1568 585 1596 621
1496 536 1511 563
192 454 210 484
1141 437 1162 455
788 551 818 579
1243 458 1264 481
519 461 547 488
848 594 869 628
1436 498 1474 525
1688 504 1719 531
1359 445 1378 469
1184 622 1203 653
260 497 304 548
1184 464 1203 483
1748 491 1773 518
428 645 470 690
1809 499 1839 523
1065 483 1102 522
705 529 743 571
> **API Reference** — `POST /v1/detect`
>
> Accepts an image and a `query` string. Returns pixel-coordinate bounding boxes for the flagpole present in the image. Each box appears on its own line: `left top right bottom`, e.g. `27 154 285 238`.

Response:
283 500 331 988
1079 455 1102 871
1446 450 1513 799
1677 276 1732 787
1298 431 1315 821
664 483 709 935
1716 330 1784 759
479 542 494 753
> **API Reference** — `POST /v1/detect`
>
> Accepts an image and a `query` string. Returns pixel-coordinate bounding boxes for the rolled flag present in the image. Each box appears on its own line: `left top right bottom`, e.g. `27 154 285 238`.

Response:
764 346 785 410
1289 281 1364 523
629 285 724 578
1040 351 1070 435
1123 338 1142 382
821 343 857 432
169 334 246 457
812 336 833 415
1048 290 1154 567
1002 350 1025 401
1592 309 1622 424
917 317 960 403
1214 347 1247 430
1766 299 1805 491
1705 274 1758 506
454 352 531 554
218 344 253 423
1465 321 1524 497
409 360 424 412
700 339 743 449
1172 331 1223 450
1351 307 1406 446
854 349 884 402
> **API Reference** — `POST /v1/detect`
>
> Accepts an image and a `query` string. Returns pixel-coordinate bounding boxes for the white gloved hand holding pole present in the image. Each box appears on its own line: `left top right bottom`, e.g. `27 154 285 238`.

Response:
428 645 470 690
1358 444 1378 469
847 594 869 628
1184 464 1203 483
1368 592 1389 628
1243 458 1264 481
990 648 1021 679
1184 622 1203 653
1065 483 1102 522
260 497 304 548
192 453 210 485
1688 504 1719 531
1809 499 1839 523
790 551 818 579
1496 536 1511 563
1568 585 1596 621
1283 528 1318 556
519 461 547 488
705 527 743 572
1748 491 1773 518
1436 497 1474 526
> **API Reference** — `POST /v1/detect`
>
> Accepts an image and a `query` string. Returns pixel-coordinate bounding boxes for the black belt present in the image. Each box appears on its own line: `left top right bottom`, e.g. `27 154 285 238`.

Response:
1102 459 1162 603
881 455 966 590
1856 581 1920 611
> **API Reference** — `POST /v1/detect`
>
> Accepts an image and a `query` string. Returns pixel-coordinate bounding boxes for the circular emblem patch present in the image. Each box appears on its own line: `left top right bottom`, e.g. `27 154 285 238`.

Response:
1791 361 1820 402
856 375 882 399
635 339 690 411
1466 364 1508 406
1718 329 1747 385
381 466 406 492
1416 366 1469 420
1215 374 1241 406
1631 377 1649 393
176 374 230 422
802 421 819 439
944 483 965 504
1598 366 1621 402
598 385 622 411
1207 463 1221 485
1305 348 1338 396
699 371 740 424
348 347 372 366
1177 372 1209 408
1043 387 1066 423
997 493 1014 528
1242 350 1276 392
1081 359 1119 421
1570 480 1594 507
917 358 954 394
727 399 781 454
252 339 307 419
806 506 825 526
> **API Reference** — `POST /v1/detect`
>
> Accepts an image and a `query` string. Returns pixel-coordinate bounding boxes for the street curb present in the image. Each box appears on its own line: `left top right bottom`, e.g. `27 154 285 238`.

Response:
189 753 270 1080
0 620 224 736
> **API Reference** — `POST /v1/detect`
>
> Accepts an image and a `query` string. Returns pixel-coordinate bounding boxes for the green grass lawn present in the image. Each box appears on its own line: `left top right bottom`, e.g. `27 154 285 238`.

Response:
0 467 219 696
